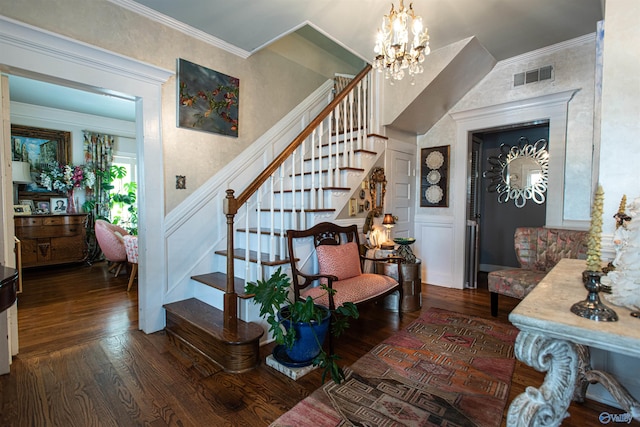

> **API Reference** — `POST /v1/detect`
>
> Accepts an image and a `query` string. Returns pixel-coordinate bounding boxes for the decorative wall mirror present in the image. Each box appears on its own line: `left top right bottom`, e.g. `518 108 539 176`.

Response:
369 167 387 217
483 137 549 208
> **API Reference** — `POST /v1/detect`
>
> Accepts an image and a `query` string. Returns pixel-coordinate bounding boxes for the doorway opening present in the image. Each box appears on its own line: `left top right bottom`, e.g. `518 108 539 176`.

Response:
465 121 550 288
7 73 140 353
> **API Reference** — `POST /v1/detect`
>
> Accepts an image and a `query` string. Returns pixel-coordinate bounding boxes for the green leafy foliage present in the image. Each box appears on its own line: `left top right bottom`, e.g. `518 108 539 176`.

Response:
87 165 138 235
246 267 359 384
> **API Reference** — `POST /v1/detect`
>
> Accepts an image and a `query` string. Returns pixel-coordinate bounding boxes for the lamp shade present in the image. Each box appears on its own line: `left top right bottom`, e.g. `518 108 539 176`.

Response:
383 213 395 225
12 161 32 184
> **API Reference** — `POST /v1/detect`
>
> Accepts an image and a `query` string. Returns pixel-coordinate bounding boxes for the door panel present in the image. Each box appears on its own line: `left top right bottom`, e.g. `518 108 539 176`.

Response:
387 150 414 239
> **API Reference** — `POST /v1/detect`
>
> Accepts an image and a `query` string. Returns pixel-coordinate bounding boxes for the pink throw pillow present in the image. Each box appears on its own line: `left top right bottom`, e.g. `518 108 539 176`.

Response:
316 241 362 283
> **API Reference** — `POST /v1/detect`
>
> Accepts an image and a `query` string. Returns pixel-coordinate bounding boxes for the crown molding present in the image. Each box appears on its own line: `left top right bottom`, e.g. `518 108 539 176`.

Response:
107 0 251 59
499 33 596 66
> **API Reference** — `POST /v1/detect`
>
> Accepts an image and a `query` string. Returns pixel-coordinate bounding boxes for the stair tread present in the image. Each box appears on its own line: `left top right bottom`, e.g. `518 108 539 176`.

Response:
273 187 350 193
292 167 364 177
191 272 253 299
257 208 335 213
214 248 290 266
163 298 263 343
304 149 377 161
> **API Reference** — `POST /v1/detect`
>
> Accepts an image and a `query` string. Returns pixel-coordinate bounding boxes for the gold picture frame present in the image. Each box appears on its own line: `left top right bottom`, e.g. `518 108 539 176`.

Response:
11 124 71 196
13 204 32 216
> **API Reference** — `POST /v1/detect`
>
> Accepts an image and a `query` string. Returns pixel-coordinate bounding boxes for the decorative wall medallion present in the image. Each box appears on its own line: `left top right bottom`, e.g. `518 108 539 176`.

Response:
427 170 441 184
425 185 444 203
426 150 445 169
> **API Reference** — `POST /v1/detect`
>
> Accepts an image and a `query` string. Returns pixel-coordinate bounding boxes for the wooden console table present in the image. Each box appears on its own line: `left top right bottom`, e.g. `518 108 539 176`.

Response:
14 214 89 268
507 258 640 426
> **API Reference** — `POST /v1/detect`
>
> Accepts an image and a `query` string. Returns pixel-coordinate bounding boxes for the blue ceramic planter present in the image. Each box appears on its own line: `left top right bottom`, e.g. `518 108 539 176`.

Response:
278 305 330 364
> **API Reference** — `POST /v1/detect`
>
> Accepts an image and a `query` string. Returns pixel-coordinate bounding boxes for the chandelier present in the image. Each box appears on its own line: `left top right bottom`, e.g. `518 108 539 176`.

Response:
373 0 431 81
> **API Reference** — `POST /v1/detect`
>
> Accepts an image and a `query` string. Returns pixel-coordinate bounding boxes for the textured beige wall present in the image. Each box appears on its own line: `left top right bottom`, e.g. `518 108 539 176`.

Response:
0 0 362 212
598 0 640 238
418 38 596 221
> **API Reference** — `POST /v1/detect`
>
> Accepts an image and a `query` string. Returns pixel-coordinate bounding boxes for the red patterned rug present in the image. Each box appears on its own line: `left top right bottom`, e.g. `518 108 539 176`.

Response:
270 307 518 427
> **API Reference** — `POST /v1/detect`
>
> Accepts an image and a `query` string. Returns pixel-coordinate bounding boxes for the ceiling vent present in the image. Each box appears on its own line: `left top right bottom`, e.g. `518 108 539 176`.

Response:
513 65 553 87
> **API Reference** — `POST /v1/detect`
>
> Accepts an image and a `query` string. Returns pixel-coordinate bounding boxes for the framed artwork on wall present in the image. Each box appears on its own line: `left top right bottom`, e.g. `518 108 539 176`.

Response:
420 145 450 207
177 58 239 137
11 124 71 190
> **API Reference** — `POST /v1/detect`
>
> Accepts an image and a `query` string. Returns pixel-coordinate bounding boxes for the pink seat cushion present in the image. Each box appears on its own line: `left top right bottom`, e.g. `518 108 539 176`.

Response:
316 241 362 283
301 273 398 307
123 235 138 264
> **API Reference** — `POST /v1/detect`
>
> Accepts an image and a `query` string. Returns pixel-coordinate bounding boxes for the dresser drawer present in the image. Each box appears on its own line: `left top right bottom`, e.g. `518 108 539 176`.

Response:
15 217 43 227
15 214 88 268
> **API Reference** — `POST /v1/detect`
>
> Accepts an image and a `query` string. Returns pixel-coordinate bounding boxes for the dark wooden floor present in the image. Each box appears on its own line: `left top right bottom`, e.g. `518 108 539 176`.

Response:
0 262 634 426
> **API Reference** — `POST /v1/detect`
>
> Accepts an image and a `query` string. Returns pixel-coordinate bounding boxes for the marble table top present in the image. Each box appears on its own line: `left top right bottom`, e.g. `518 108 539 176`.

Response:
509 258 640 358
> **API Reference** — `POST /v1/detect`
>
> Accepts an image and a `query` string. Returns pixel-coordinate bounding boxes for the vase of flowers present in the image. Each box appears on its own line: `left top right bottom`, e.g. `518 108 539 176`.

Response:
39 164 96 213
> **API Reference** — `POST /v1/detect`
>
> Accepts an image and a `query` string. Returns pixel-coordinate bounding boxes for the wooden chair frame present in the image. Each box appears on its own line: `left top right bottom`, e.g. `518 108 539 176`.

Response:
286 222 404 314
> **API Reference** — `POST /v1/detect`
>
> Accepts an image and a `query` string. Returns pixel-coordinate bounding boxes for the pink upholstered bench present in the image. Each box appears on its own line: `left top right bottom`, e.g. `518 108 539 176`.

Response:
488 227 588 316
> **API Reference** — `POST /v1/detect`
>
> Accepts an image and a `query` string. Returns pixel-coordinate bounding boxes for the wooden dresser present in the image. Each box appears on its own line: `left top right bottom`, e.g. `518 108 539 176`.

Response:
14 214 89 268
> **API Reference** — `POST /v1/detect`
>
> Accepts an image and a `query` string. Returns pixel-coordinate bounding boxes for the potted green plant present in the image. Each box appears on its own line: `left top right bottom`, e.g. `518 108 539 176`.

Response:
245 267 358 384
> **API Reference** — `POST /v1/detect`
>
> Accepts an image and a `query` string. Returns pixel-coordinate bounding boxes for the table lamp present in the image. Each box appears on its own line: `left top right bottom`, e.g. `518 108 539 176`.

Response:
12 161 32 203
381 213 395 249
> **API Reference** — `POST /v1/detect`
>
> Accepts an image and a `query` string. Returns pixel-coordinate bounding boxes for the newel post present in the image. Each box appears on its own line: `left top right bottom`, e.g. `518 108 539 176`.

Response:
223 189 238 331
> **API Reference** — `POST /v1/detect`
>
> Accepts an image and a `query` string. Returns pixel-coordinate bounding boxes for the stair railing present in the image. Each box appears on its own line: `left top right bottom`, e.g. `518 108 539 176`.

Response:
222 64 373 329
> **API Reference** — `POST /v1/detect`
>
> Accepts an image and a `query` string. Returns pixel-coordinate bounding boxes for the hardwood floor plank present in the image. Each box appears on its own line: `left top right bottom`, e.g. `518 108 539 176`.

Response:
0 262 636 426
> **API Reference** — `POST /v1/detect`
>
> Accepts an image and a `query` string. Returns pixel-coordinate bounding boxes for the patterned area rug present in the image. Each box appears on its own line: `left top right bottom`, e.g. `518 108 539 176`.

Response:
270 307 518 427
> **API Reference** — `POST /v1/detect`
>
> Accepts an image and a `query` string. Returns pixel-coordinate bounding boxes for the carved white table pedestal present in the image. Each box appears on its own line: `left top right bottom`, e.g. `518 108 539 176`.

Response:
507 259 640 426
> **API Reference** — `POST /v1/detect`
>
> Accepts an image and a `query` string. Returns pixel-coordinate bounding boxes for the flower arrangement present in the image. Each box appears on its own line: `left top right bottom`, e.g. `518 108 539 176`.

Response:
39 164 96 194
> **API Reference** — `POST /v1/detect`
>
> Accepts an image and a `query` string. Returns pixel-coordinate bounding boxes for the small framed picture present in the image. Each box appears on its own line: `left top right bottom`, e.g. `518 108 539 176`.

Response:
358 203 365 213
50 197 67 214
13 204 32 216
36 201 50 214
19 199 35 213
349 198 357 217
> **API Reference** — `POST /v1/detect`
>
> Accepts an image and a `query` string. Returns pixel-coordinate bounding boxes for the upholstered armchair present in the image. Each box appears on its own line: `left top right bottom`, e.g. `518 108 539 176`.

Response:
95 219 129 277
488 226 588 316
286 222 403 312
123 234 138 292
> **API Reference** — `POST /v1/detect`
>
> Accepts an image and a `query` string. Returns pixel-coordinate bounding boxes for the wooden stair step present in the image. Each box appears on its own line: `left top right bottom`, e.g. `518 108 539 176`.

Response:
292 167 364 177
191 272 254 299
214 248 290 266
164 298 264 373
304 148 377 161
273 187 350 193
257 208 335 213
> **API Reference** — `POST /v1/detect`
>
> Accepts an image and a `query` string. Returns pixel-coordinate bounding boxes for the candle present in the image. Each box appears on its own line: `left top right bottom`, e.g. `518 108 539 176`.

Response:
586 185 604 272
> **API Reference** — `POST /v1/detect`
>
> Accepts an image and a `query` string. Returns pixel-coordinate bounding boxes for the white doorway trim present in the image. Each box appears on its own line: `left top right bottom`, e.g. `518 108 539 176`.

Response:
0 16 173 333
449 89 578 289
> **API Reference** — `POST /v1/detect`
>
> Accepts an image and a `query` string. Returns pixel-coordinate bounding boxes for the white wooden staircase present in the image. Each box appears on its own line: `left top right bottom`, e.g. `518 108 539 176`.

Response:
163 65 386 373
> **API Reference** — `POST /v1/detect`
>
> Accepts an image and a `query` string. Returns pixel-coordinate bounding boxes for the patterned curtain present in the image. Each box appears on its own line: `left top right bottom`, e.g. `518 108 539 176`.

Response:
83 131 115 220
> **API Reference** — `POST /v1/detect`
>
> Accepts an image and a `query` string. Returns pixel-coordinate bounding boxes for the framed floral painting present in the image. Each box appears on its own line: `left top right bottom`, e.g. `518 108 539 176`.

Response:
420 145 450 207
177 58 239 137
11 124 70 194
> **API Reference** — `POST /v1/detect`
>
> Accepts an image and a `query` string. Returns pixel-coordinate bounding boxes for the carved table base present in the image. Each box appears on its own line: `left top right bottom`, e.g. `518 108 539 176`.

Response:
507 331 640 426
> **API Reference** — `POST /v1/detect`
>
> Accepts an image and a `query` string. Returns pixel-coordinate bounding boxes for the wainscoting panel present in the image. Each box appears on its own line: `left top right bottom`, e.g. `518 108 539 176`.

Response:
416 216 456 288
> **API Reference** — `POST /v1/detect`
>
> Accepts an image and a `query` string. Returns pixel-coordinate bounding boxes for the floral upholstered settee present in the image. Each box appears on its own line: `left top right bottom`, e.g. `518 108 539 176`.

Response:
488 227 588 316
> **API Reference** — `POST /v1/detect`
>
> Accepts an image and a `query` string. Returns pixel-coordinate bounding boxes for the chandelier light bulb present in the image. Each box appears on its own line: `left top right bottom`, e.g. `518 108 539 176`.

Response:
373 1 431 82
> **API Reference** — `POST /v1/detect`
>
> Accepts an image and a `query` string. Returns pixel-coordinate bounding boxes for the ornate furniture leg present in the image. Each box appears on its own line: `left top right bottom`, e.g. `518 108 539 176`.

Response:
508 331 640 426
575 345 640 420
507 331 579 427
